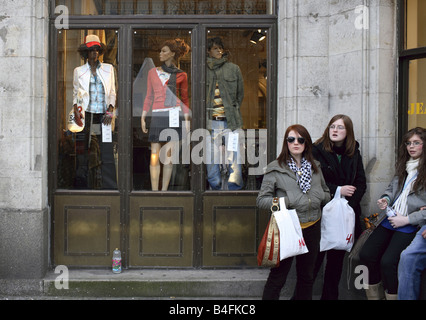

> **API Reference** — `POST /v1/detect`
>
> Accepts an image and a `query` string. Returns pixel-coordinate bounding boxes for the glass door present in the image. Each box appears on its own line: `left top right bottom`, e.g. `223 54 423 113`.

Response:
129 28 195 267
53 28 121 267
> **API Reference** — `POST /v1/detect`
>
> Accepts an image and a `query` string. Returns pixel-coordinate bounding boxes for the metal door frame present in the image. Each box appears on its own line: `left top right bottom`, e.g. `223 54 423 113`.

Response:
48 13 277 268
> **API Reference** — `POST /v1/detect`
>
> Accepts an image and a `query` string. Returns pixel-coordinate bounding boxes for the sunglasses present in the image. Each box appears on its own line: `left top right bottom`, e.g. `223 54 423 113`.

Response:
287 136 306 144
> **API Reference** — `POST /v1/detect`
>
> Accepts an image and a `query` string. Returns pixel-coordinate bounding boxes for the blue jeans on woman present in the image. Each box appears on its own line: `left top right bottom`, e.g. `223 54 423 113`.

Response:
398 225 426 300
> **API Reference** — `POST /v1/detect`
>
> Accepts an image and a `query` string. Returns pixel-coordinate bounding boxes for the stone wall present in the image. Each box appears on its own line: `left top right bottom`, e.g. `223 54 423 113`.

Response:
277 0 398 216
0 0 49 279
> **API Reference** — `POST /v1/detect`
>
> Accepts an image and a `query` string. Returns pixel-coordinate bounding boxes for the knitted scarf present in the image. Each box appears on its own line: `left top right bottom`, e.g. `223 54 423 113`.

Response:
161 63 183 107
287 157 312 193
392 158 419 217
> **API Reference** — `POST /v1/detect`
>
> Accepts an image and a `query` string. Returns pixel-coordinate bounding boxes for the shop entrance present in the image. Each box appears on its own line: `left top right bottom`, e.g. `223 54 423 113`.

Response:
50 22 276 268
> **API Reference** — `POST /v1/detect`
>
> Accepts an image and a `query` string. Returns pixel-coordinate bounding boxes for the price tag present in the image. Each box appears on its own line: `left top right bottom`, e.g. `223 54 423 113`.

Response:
169 108 180 128
227 132 239 152
102 124 112 143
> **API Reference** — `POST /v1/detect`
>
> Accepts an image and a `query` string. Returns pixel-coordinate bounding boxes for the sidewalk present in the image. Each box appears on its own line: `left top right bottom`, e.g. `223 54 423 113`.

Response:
0 264 367 300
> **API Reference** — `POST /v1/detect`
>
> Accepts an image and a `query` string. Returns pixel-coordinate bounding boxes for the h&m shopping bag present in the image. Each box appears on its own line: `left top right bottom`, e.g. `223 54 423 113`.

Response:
274 197 309 261
320 187 355 252
257 197 308 267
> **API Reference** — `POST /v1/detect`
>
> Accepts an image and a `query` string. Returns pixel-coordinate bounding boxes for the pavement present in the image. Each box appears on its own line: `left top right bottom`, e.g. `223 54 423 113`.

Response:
0 263 367 300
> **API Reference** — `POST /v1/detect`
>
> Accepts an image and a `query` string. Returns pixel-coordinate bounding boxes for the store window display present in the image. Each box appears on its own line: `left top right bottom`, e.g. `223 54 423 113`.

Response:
72 34 118 189
206 36 244 190
140 39 191 191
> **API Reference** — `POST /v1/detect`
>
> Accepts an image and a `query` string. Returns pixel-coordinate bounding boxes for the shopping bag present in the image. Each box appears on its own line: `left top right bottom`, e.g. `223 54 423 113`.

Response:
275 197 309 260
257 211 280 267
320 187 355 252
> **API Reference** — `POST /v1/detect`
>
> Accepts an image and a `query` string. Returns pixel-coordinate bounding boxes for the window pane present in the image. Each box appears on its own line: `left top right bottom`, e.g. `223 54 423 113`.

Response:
54 0 274 15
408 58 426 129
405 0 426 49
205 29 268 191
132 30 192 191
57 29 119 190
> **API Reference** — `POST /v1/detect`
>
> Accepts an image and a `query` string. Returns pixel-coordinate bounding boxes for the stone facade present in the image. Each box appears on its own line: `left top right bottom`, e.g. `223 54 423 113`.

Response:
0 0 49 279
0 0 399 281
278 0 398 217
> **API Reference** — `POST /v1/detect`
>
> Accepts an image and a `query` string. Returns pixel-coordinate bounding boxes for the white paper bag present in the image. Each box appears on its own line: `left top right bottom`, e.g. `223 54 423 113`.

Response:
320 187 355 252
274 197 309 261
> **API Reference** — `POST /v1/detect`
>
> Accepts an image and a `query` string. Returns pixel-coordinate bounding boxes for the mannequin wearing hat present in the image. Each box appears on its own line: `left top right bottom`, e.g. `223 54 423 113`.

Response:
72 35 117 189
141 38 191 191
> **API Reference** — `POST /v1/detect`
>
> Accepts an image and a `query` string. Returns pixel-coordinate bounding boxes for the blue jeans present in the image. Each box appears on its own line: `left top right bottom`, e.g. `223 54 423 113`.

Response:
206 120 243 190
398 225 426 300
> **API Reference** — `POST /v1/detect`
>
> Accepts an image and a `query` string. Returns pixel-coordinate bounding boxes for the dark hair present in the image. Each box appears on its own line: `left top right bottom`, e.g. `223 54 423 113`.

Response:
207 37 225 51
395 127 426 192
161 38 190 61
277 124 319 173
314 114 357 157
77 43 106 60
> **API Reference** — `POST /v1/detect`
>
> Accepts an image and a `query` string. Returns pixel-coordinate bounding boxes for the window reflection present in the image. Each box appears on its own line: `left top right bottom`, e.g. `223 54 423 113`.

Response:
57 29 119 190
132 30 192 191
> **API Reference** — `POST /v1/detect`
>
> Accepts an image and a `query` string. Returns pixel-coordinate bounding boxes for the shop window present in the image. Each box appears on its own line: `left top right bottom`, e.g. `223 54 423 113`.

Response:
54 0 274 15
407 58 426 129
131 28 268 191
405 0 426 50
56 29 119 190
400 0 426 132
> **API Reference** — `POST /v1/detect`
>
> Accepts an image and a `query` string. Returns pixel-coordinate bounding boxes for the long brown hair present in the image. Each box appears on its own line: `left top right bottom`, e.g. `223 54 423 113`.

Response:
395 127 426 192
277 124 319 173
314 114 357 157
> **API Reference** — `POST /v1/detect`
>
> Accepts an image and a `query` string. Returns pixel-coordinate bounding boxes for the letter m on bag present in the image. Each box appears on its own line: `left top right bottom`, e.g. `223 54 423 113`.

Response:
299 239 306 247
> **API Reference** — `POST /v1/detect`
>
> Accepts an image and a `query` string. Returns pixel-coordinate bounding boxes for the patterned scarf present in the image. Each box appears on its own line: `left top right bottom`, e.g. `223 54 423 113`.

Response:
287 157 312 193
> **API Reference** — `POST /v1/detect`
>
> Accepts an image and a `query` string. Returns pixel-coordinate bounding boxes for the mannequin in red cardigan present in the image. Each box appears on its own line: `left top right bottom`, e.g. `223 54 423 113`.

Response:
141 39 191 191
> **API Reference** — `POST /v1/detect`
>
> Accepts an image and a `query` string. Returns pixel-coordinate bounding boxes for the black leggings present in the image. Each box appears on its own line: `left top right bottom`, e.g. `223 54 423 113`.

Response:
359 225 416 294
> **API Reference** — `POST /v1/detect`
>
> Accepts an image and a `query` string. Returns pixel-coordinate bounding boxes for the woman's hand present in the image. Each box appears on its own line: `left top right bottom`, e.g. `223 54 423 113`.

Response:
388 213 409 229
340 185 356 197
377 198 388 210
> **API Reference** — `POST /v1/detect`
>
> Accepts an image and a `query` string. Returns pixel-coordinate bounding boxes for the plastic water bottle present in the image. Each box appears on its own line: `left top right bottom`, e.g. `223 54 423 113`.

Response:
386 206 396 217
112 248 122 274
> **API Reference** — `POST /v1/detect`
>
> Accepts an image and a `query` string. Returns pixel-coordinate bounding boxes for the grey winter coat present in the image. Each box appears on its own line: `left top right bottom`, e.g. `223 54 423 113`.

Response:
257 160 331 224
382 176 426 227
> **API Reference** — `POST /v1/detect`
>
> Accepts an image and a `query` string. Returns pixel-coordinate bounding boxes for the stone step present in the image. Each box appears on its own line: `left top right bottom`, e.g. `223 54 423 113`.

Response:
42 268 272 299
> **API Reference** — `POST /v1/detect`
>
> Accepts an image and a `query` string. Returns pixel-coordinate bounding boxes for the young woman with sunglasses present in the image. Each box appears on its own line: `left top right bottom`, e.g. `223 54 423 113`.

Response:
359 127 426 300
311 115 367 300
257 124 331 300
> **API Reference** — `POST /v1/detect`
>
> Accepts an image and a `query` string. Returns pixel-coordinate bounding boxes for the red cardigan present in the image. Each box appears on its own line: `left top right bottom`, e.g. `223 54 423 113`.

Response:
142 67 190 114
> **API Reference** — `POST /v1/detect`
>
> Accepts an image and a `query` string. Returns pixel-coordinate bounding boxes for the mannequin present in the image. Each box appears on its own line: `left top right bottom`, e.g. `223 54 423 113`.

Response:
206 37 244 190
141 39 191 191
73 34 117 189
